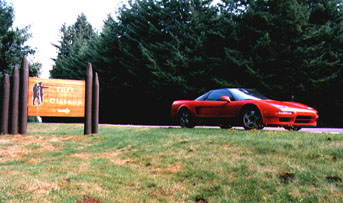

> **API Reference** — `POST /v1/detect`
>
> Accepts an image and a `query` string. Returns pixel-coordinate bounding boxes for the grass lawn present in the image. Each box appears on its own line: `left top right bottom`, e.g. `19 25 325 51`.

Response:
0 123 342 202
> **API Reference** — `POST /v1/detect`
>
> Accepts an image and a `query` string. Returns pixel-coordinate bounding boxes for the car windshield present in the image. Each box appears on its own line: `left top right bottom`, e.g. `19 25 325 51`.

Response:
195 92 209 101
229 88 270 101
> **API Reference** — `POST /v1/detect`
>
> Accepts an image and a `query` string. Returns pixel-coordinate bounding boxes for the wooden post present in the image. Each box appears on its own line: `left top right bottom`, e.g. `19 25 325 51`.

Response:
1 74 10 135
10 66 20 135
92 72 99 134
84 63 93 135
19 57 29 134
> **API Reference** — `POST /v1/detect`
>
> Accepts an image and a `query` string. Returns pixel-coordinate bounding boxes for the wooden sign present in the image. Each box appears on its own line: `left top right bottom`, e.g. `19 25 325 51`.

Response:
28 77 86 117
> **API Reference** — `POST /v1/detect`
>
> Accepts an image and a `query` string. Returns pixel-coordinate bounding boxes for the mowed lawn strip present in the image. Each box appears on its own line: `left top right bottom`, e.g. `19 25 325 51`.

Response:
0 123 342 202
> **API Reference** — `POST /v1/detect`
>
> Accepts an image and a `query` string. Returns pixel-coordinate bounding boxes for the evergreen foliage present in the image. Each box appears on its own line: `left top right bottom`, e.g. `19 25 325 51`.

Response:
0 0 38 76
51 13 97 79
50 0 343 126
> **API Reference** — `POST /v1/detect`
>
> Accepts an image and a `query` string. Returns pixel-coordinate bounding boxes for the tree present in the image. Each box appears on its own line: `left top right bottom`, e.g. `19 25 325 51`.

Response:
298 0 343 126
50 13 97 79
0 0 35 76
220 0 343 126
29 62 42 77
48 0 343 126
88 0 228 123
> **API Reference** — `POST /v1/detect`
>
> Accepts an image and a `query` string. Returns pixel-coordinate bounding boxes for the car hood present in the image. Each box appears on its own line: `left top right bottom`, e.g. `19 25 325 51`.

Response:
259 100 317 113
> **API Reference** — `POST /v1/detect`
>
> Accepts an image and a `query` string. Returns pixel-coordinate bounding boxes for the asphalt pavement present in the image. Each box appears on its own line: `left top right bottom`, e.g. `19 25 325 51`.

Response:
291 127 343 134
107 124 343 134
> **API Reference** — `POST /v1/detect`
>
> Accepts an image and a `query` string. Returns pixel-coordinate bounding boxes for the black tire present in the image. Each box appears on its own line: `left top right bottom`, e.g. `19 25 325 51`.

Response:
284 126 302 131
220 123 232 129
241 107 264 130
178 109 195 128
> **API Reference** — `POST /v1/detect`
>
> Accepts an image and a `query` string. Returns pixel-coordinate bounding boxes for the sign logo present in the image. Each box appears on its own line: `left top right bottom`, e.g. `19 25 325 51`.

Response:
32 82 49 105
28 77 86 117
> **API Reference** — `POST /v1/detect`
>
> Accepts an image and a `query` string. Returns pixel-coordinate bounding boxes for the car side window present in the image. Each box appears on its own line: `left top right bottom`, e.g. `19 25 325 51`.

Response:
207 89 234 101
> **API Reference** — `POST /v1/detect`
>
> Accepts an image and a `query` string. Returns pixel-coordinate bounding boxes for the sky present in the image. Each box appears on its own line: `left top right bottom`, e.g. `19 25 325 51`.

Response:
10 0 127 78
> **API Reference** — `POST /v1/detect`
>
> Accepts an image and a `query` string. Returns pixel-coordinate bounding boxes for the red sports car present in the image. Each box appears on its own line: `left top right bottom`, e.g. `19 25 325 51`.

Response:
170 88 318 131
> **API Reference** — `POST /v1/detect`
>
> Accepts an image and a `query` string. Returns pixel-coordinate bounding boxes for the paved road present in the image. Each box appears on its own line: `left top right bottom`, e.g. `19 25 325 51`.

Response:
255 127 343 134
290 128 343 134
108 124 343 134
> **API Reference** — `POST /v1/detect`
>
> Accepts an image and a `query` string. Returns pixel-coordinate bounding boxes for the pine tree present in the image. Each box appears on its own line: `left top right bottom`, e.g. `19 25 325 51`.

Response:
50 13 97 79
89 0 225 123
221 0 343 99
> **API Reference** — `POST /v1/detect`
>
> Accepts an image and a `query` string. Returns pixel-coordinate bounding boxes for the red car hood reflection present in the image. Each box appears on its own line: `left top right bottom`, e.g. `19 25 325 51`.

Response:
259 100 317 113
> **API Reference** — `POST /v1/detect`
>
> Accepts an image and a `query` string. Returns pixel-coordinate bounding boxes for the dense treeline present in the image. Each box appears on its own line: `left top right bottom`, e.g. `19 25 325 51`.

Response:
50 0 343 127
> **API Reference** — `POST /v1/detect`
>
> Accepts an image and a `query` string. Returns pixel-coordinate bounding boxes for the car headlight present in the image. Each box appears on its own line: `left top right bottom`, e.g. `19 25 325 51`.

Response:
277 111 293 115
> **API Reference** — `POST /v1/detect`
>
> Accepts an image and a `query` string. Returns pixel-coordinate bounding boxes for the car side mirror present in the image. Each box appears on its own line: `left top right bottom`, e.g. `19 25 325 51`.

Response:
220 96 231 103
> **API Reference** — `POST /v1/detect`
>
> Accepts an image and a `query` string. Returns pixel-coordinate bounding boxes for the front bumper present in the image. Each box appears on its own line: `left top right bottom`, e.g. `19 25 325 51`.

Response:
263 112 318 127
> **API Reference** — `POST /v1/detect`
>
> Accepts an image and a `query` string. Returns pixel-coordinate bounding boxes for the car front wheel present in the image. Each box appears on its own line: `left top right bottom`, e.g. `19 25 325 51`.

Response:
242 108 264 130
284 126 302 131
179 109 195 128
220 123 232 129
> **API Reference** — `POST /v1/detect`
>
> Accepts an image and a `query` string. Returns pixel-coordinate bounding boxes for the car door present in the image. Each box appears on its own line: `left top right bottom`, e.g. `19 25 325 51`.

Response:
195 89 235 118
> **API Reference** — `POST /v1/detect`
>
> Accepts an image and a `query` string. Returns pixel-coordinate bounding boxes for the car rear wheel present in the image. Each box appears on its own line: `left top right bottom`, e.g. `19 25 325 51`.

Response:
179 109 195 128
284 126 302 131
242 108 264 130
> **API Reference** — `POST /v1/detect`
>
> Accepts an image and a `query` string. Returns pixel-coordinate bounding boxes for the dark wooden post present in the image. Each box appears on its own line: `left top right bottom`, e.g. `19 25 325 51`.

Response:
84 63 93 135
10 66 20 135
19 57 29 134
1 74 10 135
92 72 99 134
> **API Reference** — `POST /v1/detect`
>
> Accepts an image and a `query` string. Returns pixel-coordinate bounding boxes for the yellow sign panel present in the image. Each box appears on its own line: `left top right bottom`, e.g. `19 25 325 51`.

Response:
28 77 86 117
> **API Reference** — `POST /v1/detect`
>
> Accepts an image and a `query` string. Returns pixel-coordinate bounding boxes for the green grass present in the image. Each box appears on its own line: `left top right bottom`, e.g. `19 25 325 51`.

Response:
0 123 342 202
